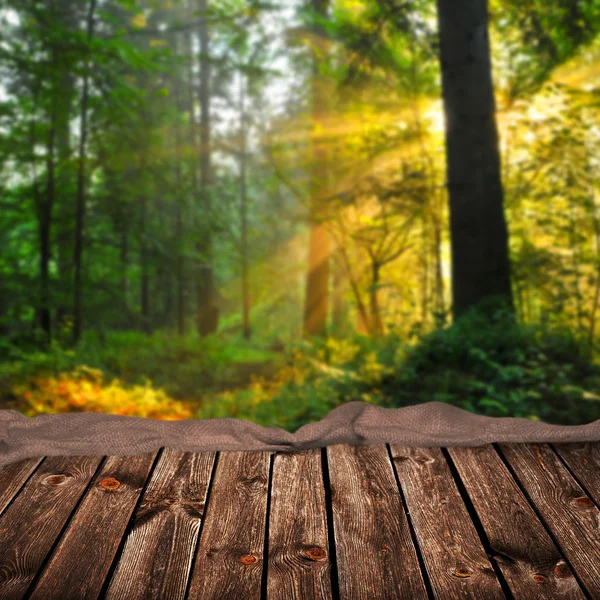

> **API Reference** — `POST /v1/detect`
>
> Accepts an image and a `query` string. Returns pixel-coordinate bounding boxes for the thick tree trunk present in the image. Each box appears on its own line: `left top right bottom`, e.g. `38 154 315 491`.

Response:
196 0 218 336
436 0 514 319
303 0 330 338
72 0 98 343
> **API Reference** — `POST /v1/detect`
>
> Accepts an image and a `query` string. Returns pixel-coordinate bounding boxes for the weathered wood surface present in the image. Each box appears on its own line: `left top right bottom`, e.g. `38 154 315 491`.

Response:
0 442 600 599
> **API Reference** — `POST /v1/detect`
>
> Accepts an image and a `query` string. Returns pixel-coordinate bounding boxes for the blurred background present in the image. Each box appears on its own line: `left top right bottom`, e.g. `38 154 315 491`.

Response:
1 0 600 430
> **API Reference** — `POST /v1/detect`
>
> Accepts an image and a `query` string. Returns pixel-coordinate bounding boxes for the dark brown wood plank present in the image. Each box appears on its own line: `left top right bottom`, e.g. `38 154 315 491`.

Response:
390 445 505 600
104 449 216 600
448 445 586 599
499 442 600 597
326 443 428 600
0 457 44 516
552 442 600 506
267 449 332 600
27 451 157 600
0 455 103 600
186 450 271 600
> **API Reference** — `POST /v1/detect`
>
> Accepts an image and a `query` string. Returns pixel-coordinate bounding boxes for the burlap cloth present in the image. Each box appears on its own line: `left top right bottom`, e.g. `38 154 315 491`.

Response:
2 401 600 466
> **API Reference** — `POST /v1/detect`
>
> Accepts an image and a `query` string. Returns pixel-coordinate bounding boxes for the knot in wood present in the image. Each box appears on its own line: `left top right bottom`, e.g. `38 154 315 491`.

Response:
306 547 327 561
241 555 257 565
452 567 470 578
100 477 120 491
45 474 68 486
533 574 548 584
554 562 571 579
572 496 593 507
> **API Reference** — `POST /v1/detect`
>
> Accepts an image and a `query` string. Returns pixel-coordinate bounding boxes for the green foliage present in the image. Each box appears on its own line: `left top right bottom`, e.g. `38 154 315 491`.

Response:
200 312 600 431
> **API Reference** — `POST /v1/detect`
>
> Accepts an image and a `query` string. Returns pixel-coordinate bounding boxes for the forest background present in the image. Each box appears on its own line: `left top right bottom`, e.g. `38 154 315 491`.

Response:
1 0 600 431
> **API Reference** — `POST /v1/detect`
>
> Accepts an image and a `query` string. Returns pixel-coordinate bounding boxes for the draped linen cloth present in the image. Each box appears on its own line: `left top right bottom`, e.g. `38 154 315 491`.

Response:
2 401 600 466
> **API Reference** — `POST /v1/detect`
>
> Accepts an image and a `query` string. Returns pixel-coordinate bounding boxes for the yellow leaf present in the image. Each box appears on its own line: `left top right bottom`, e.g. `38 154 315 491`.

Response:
130 13 147 29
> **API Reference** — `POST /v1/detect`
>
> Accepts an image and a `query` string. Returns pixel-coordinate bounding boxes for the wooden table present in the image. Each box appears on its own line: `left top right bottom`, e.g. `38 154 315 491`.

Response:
1 442 599 599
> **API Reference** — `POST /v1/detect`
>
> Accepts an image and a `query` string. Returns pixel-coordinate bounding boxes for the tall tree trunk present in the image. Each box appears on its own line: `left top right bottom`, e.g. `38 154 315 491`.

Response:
436 0 513 319
55 5 76 331
331 253 345 332
120 226 129 318
303 0 331 337
239 77 251 340
72 0 98 344
39 107 56 343
369 261 384 335
140 195 151 335
173 29 186 336
196 0 218 336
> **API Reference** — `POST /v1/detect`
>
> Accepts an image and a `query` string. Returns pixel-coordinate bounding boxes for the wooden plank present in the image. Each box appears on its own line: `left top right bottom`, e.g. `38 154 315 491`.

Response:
0 455 102 600
390 445 505 600
499 442 600 597
267 449 332 600
448 445 586 599
326 443 428 600
186 450 271 600
104 449 216 600
0 457 44 516
552 442 600 506
27 451 157 600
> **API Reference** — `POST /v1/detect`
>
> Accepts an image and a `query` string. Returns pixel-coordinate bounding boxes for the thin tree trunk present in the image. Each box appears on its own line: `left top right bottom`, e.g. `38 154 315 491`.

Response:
120 227 129 318
369 261 384 335
72 0 98 343
332 253 344 332
174 30 186 336
303 0 331 337
196 0 218 336
239 77 251 339
436 0 514 319
433 218 445 324
140 195 150 335
40 107 56 342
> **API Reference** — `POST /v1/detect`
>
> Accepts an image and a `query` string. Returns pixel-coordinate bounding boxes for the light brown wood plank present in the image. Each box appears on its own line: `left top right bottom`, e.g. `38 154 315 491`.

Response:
27 451 157 600
267 449 332 600
448 445 585 599
104 449 216 600
186 450 271 600
552 442 600 506
0 457 44 516
499 442 600 597
0 455 103 600
326 443 428 600
390 445 504 599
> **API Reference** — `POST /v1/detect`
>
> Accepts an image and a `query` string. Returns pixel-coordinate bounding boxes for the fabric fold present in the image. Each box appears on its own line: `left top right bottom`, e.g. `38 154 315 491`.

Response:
2 401 600 466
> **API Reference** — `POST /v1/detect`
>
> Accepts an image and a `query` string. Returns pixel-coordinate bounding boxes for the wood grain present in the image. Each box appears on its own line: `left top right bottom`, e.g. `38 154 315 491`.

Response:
0 455 102 600
104 449 216 600
326 443 428 600
267 449 332 600
499 442 600 597
448 444 585 599
390 445 504 599
186 450 271 600
551 442 600 506
27 451 157 600
0 457 44 516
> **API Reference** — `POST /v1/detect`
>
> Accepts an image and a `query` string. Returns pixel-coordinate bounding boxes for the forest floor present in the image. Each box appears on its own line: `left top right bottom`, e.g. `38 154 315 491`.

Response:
3 313 600 431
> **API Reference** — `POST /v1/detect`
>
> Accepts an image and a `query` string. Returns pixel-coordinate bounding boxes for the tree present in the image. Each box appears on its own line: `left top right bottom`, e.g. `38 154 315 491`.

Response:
73 0 99 343
436 0 514 318
303 0 331 338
